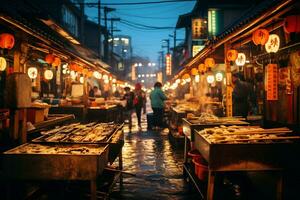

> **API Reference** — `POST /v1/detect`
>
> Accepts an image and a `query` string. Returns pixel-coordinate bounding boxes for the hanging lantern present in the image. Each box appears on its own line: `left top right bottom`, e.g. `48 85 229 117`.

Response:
215 72 223 82
265 34 280 53
252 29 269 45
27 67 38 79
52 57 61 67
87 71 93 77
284 15 300 33
182 73 190 80
186 77 191 82
104 79 109 84
235 53 246 66
195 74 200 83
0 33 15 49
93 71 101 79
82 68 88 75
198 63 206 73
226 49 238 61
206 74 215 84
102 74 108 80
0 57 7 71
45 54 55 64
190 68 198 75
112 78 116 83
62 63 68 69
204 58 215 68
62 69 67 74
79 76 84 84
44 69 53 80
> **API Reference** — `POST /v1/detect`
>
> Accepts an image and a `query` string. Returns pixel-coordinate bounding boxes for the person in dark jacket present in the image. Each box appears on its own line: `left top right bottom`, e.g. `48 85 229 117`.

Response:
133 83 145 130
122 87 134 132
232 73 256 118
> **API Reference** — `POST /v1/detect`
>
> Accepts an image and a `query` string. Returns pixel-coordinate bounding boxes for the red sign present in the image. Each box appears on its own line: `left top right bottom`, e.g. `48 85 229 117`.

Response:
266 64 278 100
165 53 172 76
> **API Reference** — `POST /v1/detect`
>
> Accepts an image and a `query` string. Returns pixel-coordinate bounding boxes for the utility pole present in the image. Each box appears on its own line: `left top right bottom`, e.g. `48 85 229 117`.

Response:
104 7 116 62
98 0 102 58
109 18 120 66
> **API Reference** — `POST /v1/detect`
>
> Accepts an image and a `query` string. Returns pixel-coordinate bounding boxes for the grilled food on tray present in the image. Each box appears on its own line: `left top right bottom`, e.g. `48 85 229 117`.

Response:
6 143 104 155
37 122 119 143
199 126 294 144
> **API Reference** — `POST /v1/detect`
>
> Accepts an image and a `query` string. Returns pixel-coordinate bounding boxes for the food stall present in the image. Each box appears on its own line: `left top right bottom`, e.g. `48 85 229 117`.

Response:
166 0 300 199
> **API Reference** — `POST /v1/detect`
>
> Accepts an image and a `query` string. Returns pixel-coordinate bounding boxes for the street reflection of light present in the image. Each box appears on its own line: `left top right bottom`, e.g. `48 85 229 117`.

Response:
141 80 145 83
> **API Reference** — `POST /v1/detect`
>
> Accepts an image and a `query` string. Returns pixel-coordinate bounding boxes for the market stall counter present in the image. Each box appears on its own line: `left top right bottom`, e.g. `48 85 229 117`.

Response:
49 105 85 121
2 122 124 200
86 104 123 123
189 126 300 200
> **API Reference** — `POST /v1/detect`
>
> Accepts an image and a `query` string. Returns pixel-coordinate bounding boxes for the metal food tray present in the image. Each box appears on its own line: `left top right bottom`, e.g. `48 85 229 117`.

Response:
2 143 109 180
32 123 124 144
182 118 249 141
194 129 300 171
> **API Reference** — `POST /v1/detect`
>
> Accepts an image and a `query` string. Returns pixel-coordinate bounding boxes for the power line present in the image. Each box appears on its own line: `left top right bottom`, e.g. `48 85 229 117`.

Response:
121 19 175 29
115 12 178 20
83 0 196 6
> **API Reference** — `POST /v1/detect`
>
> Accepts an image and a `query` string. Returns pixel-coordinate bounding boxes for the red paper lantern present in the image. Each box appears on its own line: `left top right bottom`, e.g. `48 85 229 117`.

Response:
45 54 55 64
52 57 61 67
226 49 238 61
284 15 300 33
0 33 15 49
204 58 215 68
252 29 269 45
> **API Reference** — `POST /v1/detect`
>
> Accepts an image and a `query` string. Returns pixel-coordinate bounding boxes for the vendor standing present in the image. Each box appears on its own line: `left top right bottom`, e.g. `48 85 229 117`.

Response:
232 73 256 118
150 82 167 128
89 86 101 97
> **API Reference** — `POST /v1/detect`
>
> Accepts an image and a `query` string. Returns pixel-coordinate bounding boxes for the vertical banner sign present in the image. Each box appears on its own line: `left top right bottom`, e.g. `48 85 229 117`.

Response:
56 65 61 85
131 65 136 80
226 85 233 117
165 53 172 75
192 18 204 39
266 64 278 100
157 72 163 83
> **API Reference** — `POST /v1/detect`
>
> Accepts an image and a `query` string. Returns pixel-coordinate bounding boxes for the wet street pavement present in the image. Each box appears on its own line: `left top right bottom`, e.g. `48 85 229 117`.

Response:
110 111 199 200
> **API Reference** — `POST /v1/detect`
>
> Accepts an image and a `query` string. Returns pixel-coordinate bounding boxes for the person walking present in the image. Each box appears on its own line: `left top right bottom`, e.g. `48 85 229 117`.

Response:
150 82 167 129
122 87 134 132
133 83 145 131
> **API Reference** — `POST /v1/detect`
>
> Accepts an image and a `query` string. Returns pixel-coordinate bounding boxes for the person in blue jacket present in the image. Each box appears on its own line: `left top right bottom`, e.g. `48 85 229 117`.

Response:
150 82 167 129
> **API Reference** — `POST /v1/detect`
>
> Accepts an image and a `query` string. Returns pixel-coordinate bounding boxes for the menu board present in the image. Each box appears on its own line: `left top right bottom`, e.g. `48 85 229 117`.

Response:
266 64 278 101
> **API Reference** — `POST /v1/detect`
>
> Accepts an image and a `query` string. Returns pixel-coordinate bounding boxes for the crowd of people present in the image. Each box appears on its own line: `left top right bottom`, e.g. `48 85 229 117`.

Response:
122 81 167 132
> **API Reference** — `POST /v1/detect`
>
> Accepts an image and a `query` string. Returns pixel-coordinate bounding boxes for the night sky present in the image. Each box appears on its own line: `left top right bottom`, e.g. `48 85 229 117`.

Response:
85 0 196 62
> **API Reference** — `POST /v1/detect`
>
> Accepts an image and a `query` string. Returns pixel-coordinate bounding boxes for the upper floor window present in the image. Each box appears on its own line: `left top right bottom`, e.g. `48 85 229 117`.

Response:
62 5 79 37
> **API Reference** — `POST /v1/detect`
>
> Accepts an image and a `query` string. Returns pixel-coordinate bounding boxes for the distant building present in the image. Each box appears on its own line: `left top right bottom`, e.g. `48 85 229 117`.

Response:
109 35 132 60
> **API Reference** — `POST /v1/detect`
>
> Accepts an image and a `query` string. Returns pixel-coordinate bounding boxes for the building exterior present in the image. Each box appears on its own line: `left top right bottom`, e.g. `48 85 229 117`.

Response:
110 35 132 60
174 0 260 75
